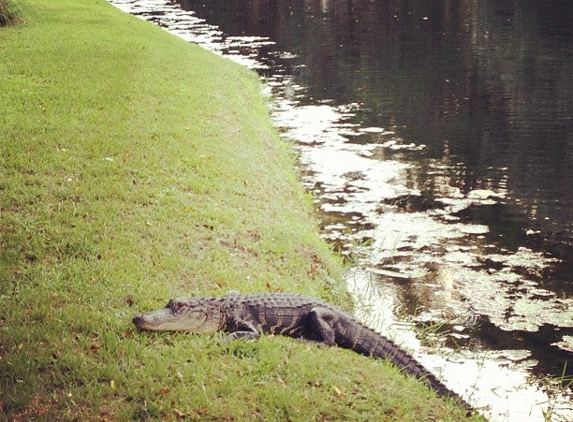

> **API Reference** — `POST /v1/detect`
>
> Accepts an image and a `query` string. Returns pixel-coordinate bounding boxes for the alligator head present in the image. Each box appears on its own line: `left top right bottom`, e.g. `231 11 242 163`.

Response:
132 297 223 332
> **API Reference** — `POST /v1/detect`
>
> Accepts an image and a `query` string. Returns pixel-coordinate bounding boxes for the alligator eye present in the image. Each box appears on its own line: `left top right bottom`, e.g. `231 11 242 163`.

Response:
172 301 185 312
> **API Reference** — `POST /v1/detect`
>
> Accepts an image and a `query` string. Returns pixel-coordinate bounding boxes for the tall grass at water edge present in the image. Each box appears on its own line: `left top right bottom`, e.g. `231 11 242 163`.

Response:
0 0 485 420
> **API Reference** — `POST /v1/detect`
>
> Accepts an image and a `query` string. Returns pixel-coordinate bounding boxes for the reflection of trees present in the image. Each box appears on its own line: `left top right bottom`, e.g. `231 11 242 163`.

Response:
467 1 572 234
178 0 572 238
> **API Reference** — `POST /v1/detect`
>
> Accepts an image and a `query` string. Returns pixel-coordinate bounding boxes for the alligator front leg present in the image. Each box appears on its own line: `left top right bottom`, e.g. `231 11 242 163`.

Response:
225 320 261 341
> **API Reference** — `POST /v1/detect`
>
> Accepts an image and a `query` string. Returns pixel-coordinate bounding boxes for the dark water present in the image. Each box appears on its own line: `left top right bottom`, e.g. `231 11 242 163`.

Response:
111 1 572 420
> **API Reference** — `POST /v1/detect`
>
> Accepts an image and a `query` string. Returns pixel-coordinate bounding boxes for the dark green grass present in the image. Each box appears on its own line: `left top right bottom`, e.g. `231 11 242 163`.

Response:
0 1 485 420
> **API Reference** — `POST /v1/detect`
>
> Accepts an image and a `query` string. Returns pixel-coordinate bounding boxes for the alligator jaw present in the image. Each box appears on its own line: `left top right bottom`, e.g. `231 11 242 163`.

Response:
132 307 187 331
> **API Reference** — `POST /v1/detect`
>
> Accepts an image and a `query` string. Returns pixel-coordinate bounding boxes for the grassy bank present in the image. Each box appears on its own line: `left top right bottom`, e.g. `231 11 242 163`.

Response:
0 1 483 420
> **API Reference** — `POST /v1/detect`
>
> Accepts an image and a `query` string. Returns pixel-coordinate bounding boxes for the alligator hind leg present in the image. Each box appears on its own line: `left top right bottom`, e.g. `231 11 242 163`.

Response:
306 307 340 346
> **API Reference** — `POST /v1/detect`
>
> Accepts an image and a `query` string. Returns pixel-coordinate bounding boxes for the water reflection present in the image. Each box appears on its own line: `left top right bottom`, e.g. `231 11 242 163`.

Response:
110 0 572 420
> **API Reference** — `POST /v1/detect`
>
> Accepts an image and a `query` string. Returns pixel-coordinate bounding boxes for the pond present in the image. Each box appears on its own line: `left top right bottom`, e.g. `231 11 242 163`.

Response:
110 1 573 420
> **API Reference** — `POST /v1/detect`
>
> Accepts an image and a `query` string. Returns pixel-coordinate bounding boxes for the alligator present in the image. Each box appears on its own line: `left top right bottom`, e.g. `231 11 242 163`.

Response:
133 291 473 414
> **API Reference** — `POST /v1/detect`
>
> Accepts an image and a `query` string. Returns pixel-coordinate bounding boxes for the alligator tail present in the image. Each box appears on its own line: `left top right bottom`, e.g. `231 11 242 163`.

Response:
337 321 472 412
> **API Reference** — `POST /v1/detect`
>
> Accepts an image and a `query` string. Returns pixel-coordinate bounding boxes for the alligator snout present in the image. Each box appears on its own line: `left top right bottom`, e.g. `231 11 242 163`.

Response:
132 315 145 328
